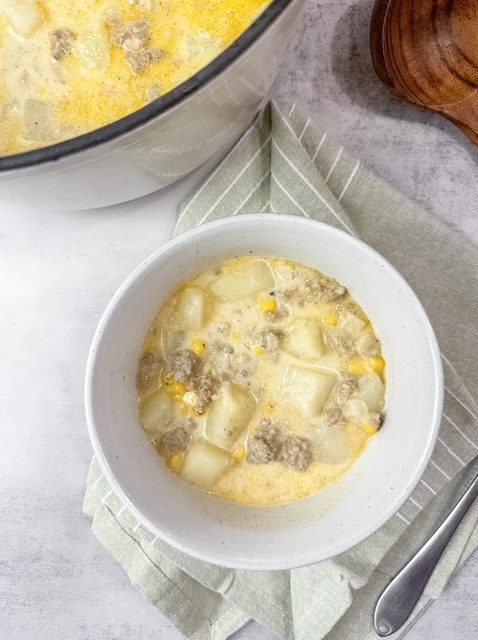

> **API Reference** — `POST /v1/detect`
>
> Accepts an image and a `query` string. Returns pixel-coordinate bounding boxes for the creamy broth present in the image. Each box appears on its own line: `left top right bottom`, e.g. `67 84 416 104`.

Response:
0 0 271 155
136 257 386 506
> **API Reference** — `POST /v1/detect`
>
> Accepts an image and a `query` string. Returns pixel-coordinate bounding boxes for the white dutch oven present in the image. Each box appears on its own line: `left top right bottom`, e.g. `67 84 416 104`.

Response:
0 0 306 210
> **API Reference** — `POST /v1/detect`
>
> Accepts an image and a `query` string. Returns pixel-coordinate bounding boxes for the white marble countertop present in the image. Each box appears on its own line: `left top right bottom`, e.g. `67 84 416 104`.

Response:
2 1 477 639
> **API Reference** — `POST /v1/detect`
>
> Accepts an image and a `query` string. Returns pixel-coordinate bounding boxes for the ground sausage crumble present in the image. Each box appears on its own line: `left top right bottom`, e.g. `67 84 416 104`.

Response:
247 418 313 471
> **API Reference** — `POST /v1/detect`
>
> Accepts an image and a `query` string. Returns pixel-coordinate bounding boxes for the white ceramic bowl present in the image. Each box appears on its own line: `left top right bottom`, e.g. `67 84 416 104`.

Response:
85 214 444 570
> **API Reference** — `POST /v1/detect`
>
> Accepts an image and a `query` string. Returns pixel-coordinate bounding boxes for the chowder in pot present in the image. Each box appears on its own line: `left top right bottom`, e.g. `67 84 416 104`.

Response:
0 0 272 156
0 0 304 210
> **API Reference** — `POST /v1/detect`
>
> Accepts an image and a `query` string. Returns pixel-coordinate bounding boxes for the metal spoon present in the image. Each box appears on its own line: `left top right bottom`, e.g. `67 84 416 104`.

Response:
374 465 478 636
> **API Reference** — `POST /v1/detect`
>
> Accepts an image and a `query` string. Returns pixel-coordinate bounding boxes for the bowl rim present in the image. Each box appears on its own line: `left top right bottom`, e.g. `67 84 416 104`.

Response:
0 0 296 173
85 214 445 569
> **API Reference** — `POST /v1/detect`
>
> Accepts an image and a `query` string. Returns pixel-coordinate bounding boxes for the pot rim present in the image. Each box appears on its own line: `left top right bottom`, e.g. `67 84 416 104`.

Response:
0 0 296 173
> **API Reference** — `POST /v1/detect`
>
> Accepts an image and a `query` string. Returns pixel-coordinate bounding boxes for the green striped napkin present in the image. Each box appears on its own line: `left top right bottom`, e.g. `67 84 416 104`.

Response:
84 101 478 640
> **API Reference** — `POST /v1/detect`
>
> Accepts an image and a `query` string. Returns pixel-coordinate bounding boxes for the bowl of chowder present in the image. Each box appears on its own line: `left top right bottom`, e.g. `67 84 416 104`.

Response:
0 0 305 209
85 214 444 570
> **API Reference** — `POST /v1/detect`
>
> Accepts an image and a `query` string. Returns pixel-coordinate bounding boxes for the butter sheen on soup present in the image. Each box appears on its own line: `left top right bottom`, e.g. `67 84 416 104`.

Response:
0 0 272 156
136 257 386 507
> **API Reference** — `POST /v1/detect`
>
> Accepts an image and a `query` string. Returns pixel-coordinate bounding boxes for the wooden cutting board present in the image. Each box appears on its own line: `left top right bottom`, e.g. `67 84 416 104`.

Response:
370 0 478 145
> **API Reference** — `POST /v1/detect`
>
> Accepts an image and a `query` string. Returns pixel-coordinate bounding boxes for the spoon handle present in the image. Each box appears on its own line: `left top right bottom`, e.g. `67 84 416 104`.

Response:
374 467 478 637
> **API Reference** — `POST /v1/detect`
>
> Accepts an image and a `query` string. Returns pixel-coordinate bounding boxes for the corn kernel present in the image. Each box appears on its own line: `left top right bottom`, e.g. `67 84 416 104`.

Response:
363 423 378 435
232 331 241 341
325 314 338 326
369 356 386 375
259 297 277 313
350 356 386 375
253 345 264 356
349 360 367 375
167 453 184 472
169 381 187 399
181 405 190 415
183 391 198 407
233 447 246 461
191 339 206 355
263 404 275 416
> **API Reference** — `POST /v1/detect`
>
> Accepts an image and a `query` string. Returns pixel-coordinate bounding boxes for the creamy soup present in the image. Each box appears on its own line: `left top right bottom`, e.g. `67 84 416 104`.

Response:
136 257 386 507
0 0 271 156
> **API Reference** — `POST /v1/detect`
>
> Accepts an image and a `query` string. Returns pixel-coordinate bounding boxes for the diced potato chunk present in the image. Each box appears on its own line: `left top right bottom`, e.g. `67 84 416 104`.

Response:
343 398 369 423
180 31 223 61
283 365 336 417
338 311 366 340
23 99 55 142
180 439 233 489
355 328 380 357
281 317 323 360
0 0 45 38
206 382 256 449
162 327 187 356
76 23 111 70
313 426 351 465
140 388 175 435
170 286 207 330
209 260 274 302
356 373 385 413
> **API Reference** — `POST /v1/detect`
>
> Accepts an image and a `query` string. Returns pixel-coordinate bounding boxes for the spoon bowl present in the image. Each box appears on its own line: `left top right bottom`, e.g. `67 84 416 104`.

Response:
370 0 478 145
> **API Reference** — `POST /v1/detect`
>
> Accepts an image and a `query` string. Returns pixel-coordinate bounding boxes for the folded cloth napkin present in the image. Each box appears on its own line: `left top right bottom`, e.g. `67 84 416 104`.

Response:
84 101 478 640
